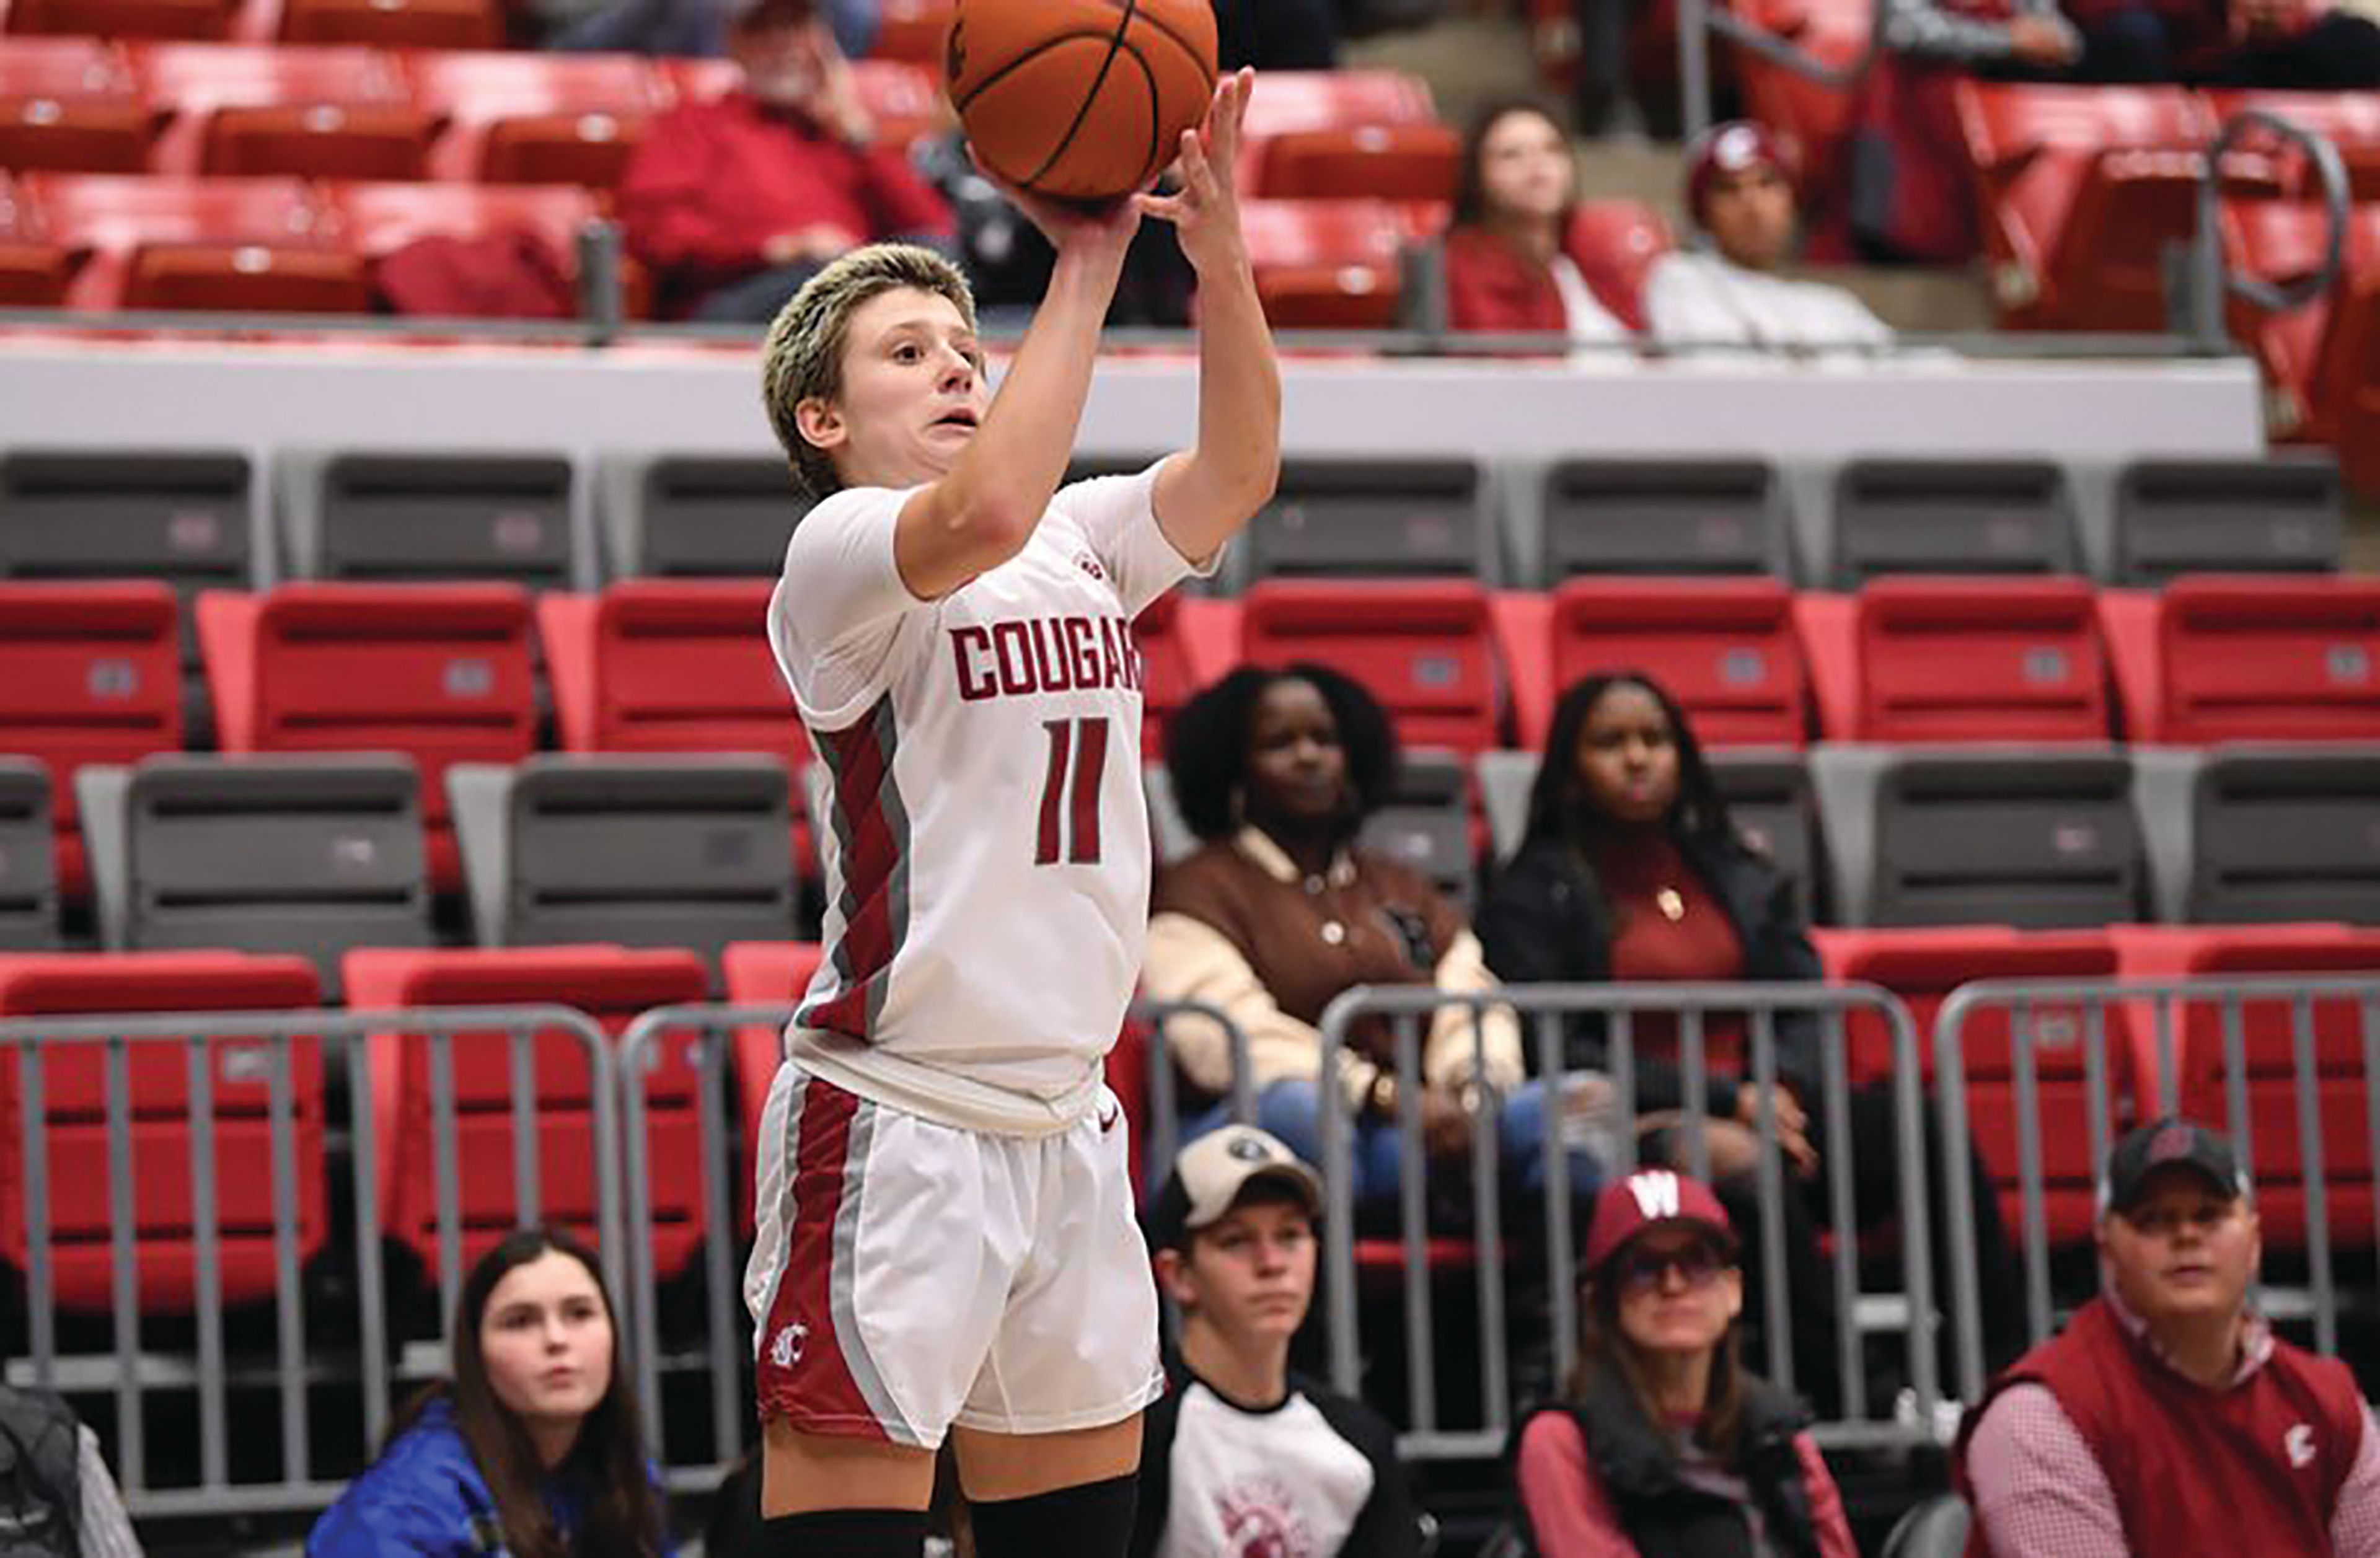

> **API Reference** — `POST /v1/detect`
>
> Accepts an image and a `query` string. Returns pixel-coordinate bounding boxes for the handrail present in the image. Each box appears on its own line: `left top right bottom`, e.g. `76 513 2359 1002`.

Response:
1679 0 1880 140
2181 108 2352 349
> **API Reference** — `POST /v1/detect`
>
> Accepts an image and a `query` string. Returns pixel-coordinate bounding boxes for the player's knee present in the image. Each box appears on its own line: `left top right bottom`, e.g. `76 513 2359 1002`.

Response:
968 1473 1139 1558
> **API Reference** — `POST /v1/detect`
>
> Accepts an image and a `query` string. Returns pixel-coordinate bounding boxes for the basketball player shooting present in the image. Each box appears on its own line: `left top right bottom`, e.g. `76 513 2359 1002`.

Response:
743 66 1276 1558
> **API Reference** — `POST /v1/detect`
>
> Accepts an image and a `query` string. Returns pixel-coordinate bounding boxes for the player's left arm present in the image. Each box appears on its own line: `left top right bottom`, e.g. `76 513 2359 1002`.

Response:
1142 68 1281 566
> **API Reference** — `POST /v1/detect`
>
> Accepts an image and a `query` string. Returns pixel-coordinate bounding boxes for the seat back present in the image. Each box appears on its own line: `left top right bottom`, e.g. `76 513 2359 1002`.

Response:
1533 457 1786 582
1850 576 2109 742
0 760 58 948
0 447 255 597
539 581 795 757
1240 579 1501 755
80 754 431 990
1711 749 1817 925
1240 457 1489 583
279 449 580 586
2188 747 2380 925
2152 577 2380 743
0 36 151 172
1550 577 1807 748
1248 123 1461 203
598 452 807 579
136 42 433 179
1238 198 1411 328
32 171 366 312
721 938 824 1229
412 50 663 185
1828 458 2079 584
0 951 325 1314
2112 455 2342 583
1358 748 1473 909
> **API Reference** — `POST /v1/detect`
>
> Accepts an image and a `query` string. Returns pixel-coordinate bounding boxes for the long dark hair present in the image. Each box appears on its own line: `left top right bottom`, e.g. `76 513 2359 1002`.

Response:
1569 1244 1750 1465
1164 663 1400 846
1451 97 1578 233
390 1226 663 1558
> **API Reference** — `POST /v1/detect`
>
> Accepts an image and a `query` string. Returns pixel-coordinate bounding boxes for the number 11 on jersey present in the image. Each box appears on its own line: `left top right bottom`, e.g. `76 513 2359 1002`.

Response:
1036 716 1109 866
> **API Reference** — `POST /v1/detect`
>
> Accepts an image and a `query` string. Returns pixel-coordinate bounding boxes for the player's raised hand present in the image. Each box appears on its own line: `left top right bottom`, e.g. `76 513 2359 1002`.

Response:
1135 67 1253 275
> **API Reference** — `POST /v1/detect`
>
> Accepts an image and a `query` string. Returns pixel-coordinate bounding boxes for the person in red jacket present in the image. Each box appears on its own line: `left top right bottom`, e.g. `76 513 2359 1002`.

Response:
1440 99 1642 343
614 0 954 321
1955 1118 2380 1557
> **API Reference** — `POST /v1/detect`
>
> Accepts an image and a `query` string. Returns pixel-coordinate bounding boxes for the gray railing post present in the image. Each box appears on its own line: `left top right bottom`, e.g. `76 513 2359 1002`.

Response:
2177 108 2352 350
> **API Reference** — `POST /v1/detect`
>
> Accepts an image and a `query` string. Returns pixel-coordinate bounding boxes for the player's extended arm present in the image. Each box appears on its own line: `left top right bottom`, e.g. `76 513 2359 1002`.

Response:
893 199 1139 599
1149 69 1282 564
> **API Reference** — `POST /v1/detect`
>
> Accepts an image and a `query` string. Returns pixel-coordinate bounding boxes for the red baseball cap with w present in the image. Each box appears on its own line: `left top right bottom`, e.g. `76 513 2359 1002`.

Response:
1584 1168 1737 1275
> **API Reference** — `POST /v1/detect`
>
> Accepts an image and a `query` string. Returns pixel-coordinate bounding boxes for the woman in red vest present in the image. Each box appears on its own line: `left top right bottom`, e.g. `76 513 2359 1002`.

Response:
1955 1119 2380 1556
1440 100 1646 343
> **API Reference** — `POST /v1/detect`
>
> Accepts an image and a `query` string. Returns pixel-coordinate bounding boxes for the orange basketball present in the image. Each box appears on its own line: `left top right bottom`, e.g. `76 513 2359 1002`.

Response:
944 0 1219 204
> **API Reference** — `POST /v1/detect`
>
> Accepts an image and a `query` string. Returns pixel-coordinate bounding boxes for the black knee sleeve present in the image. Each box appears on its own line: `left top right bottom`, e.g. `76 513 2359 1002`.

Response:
757 1507 928 1557
969 1473 1140 1558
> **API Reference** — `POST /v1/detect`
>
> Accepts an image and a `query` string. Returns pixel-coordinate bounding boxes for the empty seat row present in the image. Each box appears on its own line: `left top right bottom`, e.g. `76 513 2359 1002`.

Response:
0 445 2345 600
4 0 505 48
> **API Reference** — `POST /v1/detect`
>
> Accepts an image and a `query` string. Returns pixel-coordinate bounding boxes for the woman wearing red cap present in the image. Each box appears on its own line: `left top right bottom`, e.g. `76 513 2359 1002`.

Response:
1509 1168 1858 1558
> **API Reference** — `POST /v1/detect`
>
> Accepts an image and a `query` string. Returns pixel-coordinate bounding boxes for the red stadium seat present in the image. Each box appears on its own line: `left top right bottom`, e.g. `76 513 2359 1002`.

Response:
277 0 498 49
1240 578 1501 755
31 171 367 312
2099 576 2380 744
0 171 68 302
1494 578 1808 751
342 944 710 1279
1238 68 1437 141
2110 922 2380 1252
136 42 431 179
869 0 950 64
412 51 664 188
0 37 152 174
0 581 181 898
1238 198 1411 329
720 938 822 1229
2205 89 2380 201
1132 590 1240 755
1815 926 2132 1243
0 951 324 1314
1565 198 1673 326
1248 123 1462 205
2320 267 2380 498
1955 83 2268 330
196 583 537 893
1797 576 2109 743
6 0 236 42
1727 0 1869 244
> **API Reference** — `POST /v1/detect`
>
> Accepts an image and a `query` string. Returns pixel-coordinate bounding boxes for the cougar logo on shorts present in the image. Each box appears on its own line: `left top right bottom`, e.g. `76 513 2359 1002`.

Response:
770 1323 808 1370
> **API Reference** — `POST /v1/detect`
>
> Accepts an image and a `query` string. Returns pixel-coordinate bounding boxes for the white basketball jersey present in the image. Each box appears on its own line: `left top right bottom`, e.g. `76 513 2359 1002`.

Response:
767 462 1209 1134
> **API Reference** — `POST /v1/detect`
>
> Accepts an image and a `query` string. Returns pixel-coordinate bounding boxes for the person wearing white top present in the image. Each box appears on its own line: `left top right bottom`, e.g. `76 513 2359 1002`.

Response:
741 69 1280 1558
1644 121 1896 353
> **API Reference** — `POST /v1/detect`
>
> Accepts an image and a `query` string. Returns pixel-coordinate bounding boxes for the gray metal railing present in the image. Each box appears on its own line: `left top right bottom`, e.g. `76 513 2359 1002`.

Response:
1312 981 1939 1459
1934 974 2380 1402
1677 0 1879 143
2179 110 2355 351
0 1004 617 1518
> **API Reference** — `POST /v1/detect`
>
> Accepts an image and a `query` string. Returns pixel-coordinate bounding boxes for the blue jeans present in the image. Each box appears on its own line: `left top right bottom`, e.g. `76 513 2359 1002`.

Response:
1184 1077 1606 1222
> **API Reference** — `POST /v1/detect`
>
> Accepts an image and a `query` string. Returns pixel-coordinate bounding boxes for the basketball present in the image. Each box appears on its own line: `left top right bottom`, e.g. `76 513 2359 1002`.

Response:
943 0 1220 204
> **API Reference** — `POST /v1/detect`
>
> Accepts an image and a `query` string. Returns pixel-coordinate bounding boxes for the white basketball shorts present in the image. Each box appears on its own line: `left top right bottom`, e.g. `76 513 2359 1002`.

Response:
743 1062 1164 1448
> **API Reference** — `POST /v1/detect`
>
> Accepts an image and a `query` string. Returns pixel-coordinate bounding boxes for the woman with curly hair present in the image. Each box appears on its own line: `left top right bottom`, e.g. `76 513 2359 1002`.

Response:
1142 663 1610 1220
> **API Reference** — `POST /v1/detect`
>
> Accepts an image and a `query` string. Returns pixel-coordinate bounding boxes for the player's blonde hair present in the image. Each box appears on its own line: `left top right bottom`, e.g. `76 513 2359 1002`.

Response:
759 242 980 501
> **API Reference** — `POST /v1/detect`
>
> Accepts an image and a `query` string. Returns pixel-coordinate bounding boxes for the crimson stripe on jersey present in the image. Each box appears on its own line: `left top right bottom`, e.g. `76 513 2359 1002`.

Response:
1036 718 1072 866
1072 715 1108 864
756 1078 884 1438
802 695 909 1040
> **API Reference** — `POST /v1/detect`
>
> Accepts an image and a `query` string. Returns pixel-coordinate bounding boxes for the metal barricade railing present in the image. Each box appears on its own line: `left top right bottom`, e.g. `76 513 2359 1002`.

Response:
1313 982 1938 1460
1134 997 1258 1189
1936 973 2380 1403
0 1004 619 1519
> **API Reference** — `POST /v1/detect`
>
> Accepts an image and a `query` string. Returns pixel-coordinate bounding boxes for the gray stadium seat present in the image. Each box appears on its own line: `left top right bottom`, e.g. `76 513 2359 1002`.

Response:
448 755 797 969
2133 745 2380 925
278 449 583 586
1142 761 1197 868
598 452 808 579
1473 748 1817 919
1523 457 1790 584
74 754 430 990
1236 457 1492 586
1880 1494 1971 1558
1360 748 1474 909
0 447 260 743
1811 744 2142 928
2109 454 2342 584
1822 458 2081 586
0 759 58 949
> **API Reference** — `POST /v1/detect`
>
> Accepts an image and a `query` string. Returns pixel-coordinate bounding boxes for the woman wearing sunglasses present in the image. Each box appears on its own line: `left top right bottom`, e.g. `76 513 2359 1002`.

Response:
1510 1168 1857 1558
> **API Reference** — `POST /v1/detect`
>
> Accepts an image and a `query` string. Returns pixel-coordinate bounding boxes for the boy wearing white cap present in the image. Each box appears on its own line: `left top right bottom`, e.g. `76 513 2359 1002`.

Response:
1133 1125 1423 1558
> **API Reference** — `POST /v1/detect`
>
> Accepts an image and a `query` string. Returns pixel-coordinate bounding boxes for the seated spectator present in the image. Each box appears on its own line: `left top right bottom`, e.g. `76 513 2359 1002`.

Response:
1142 664 1612 1225
1643 123 1895 352
1441 99 1638 344
1477 672 2027 1402
1847 0 2080 263
545 0 875 61
1132 1125 1422 1558
1956 1119 2380 1556
0 1384 143 1557
615 0 953 322
2063 0 2380 82
308 1227 669 1558
1509 1168 1859 1558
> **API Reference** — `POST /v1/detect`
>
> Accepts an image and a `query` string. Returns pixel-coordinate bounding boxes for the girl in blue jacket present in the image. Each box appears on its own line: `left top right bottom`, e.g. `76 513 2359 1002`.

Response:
310 1226 671 1558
